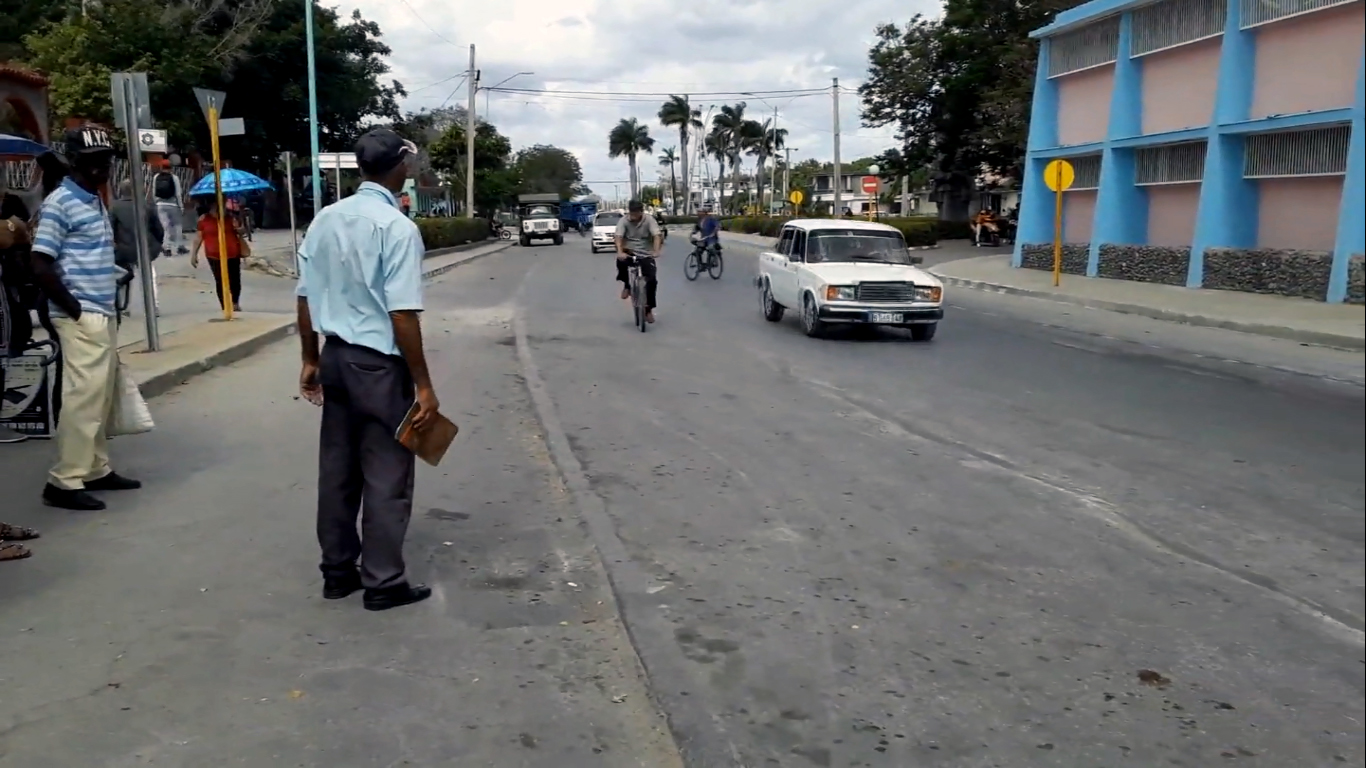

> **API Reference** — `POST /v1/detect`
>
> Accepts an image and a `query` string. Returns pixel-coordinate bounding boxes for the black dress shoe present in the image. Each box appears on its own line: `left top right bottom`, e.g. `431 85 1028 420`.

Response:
42 484 107 511
322 569 362 600
85 472 142 491
363 583 432 612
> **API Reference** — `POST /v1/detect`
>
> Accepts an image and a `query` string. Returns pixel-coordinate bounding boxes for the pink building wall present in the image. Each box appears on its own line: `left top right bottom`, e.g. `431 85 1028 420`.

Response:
1145 184 1203 246
1057 67 1115 145
1255 177 1344 250
1140 38 1221 134
1064 190 1098 242
1250 2 1365 119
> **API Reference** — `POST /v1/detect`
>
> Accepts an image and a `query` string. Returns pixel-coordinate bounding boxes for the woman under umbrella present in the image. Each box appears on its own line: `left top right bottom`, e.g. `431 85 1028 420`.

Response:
189 194 250 312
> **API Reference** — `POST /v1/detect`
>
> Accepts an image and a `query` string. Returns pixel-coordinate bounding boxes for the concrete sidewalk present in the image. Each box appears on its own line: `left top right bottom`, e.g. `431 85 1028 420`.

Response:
931 254 1366 351
98 238 514 399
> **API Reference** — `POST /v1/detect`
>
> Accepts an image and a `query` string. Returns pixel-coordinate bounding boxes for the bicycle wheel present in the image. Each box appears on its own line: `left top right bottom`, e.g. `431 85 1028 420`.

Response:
707 251 724 280
683 251 700 281
634 278 647 333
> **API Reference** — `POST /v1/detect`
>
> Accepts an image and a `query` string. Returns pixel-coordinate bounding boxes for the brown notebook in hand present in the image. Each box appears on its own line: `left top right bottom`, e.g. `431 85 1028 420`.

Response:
395 403 459 467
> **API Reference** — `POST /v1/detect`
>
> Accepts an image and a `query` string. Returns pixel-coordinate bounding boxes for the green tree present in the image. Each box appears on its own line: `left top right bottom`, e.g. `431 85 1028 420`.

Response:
429 119 515 214
748 120 787 214
658 146 679 214
657 95 702 213
513 144 585 199
607 117 654 200
22 0 402 172
859 0 1079 220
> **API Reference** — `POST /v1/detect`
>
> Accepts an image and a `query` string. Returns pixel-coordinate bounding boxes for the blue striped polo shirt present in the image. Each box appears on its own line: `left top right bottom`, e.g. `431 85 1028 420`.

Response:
31 178 118 318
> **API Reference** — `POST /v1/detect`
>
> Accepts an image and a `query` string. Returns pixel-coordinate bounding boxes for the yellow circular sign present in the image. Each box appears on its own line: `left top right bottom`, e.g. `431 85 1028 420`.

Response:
651 199 661 207
1043 159 1075 192
788 190 804 205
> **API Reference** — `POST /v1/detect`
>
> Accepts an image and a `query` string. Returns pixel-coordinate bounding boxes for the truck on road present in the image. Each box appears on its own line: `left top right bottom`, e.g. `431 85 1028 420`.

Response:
517 193 564 247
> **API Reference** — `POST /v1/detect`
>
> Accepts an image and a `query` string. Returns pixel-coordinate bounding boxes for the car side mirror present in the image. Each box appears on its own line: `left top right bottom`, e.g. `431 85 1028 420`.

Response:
910 254 924 265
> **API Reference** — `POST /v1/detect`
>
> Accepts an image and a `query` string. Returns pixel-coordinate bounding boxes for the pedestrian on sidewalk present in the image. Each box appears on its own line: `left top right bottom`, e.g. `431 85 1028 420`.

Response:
295 127 435 612
189 196 248 312
112 179 164 317
150 160 186 258
29 125 143 511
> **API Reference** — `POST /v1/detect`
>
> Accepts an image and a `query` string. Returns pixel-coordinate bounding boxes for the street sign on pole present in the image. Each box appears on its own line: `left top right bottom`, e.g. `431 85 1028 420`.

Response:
112 74 160 350
193 88 227 123
860 175 879 195
1042 158 1076 288
217 117 245 137
137 129 167 154
111 73 153 130
316 152 358 169
788 189 804 205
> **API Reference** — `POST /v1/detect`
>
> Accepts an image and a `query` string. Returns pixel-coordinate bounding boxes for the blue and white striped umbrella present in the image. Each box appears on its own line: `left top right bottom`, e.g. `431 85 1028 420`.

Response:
0 133 49 157
189 167 273 197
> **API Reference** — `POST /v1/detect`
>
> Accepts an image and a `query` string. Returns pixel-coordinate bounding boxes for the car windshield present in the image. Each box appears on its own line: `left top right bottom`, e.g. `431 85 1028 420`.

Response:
595 212 622 227
805 230 914 265
524 205 557 218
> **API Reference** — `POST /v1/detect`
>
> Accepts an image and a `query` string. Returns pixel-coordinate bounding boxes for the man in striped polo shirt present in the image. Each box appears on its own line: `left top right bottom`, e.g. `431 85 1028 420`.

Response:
30 125 143 511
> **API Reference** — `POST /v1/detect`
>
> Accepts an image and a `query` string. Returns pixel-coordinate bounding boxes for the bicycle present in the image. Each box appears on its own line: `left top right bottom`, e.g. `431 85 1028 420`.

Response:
683 237 724 281
621 249 651 333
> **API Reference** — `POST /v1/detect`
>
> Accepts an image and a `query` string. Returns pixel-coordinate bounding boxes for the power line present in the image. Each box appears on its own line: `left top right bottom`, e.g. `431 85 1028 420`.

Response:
395 0 463 48
437 75 469 109
484 86 830 98
406 72 468 95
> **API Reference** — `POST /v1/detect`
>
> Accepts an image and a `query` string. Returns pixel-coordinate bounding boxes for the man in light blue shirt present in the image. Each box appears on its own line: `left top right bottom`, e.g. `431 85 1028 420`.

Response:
295 128 437 611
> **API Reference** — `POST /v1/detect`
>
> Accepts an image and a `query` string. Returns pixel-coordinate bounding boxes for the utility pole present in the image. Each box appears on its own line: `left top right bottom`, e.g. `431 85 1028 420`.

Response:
464 44 478 219
768 104 779 214
831 78 842 217
900 174 911 216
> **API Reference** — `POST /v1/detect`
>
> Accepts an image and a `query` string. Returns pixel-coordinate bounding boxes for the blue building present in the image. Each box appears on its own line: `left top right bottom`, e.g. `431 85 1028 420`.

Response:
1014 0 1364 303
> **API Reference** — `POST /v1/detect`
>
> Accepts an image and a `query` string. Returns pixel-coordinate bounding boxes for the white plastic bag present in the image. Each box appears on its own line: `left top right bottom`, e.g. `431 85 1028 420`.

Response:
108 361 154 437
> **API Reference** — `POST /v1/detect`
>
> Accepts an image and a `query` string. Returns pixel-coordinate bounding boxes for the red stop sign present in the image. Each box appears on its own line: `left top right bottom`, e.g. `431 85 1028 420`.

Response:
861 175 879 194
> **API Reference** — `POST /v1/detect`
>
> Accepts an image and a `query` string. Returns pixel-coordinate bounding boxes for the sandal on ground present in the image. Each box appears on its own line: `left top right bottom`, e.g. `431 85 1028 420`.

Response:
0 523 39 541
0 542 32 562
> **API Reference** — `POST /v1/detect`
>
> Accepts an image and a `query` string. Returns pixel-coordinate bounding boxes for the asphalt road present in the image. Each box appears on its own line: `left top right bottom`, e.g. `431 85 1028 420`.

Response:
2 235 1361 767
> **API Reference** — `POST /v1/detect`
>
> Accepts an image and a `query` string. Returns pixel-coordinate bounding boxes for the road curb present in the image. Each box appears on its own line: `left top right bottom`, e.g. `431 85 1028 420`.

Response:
138 320 298 400
930 271 1366 351
423 241 513 279
136 242 514 400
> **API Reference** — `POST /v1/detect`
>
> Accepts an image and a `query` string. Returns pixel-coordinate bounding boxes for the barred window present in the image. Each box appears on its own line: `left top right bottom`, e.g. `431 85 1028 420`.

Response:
2 160 38 190
1241 0 1354 28
1135 141 1208 184
1047 17 1122 77
1132 0 1227 56
1061 154 1103 189
1243 125 1351 178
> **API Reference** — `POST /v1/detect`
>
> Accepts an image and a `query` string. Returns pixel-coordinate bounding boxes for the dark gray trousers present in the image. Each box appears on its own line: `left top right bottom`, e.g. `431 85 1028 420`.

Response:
316 337 416 590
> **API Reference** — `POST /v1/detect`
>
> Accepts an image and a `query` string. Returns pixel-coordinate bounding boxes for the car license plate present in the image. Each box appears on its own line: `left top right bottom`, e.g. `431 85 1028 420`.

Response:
869 312 902 324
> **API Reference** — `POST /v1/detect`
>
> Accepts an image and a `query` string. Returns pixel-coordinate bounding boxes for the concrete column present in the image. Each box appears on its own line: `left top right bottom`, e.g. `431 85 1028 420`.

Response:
1090 13 1148 275
1188 0 1259 287
1327 54 1364 303
1014 39 1061 266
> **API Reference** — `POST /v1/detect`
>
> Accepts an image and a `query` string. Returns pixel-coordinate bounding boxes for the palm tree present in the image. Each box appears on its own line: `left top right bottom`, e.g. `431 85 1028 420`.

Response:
747 119 788 214
658 95 703 214
659 147 679 214
704 132 727 213
608 117 656 200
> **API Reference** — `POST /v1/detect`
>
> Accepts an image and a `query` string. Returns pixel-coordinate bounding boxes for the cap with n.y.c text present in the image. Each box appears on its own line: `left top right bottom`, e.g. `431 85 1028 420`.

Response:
64 125 115 155
354 128 417 175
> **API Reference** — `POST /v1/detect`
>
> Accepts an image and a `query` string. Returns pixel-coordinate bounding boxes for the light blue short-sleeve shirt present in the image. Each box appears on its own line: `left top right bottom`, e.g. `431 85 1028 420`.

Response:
31 178 118 318
295 182 424 356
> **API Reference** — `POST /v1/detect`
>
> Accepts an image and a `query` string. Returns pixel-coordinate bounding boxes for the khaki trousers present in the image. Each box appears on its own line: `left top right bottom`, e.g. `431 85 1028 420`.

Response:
49 312 118 490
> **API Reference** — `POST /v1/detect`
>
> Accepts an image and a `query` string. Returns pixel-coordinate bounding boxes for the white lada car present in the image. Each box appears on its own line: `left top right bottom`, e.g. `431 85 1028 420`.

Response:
754 219 944 340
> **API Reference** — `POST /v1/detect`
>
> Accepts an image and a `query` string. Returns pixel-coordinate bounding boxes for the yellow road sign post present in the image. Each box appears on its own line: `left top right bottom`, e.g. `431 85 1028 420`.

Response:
788 189 803 213
208 105 233 320
1042 159 1075 287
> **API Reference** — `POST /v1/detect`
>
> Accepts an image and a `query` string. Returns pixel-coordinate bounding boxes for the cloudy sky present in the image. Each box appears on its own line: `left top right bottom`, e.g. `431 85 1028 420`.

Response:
340 0 941 199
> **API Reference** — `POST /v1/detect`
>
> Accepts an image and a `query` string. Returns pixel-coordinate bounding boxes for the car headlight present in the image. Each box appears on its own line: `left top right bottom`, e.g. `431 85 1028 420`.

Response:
825 285 857 301
915 285 943 302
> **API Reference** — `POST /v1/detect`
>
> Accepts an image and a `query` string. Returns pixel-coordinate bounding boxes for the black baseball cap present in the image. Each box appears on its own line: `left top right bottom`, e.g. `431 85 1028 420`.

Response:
627 199 644 213
64 124 115 157
354 128 417 175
